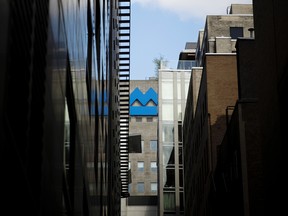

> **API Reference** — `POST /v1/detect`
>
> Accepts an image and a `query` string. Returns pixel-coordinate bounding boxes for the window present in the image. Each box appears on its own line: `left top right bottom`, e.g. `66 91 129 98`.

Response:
162 103 174 120
162 80 173 99
164 168 175 187
150 140 157 151
162 124 174 142
137 161 144 172
128 161 131 170
163 192 175 211
146 117 153 122
179 146 183 165
128 184 131 192
151 182 157 192
151 161 157 172
163 146 175 166
178 123 182 142
137 182 144 193
179 169 184 187
136 117 142 122
230 27 243 39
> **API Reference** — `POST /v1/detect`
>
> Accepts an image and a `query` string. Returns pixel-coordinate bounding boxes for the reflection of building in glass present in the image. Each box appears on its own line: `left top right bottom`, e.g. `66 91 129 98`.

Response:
0 1 130 215
158 43 196 215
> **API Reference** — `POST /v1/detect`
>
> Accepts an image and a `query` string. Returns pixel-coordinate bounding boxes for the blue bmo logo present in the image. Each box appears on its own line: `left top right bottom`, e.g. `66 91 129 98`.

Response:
130 87 158 116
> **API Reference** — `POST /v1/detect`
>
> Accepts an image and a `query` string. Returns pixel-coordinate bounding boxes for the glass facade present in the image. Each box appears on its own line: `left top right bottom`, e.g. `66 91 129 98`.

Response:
159 69 191 215
0 1 130 215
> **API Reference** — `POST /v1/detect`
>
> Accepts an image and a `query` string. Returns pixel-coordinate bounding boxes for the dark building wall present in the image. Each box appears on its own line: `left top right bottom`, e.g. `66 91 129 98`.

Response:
252 0 288 214
236 39 257 99
183 69 210 216
0 1 123 215
236 39 266 215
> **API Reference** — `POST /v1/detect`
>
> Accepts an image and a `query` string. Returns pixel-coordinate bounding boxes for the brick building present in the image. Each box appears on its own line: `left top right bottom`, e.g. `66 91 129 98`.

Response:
183 4 254 215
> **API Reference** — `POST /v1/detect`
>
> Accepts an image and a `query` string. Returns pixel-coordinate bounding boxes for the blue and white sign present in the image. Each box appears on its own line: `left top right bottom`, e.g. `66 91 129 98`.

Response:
130 87 158 116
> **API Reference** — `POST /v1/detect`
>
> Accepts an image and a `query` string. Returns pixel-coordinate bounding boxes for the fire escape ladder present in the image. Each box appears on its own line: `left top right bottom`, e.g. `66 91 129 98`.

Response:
118 0 130 198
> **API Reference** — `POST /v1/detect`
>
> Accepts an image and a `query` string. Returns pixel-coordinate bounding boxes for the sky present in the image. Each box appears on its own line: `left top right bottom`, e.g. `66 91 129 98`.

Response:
130 0 252 80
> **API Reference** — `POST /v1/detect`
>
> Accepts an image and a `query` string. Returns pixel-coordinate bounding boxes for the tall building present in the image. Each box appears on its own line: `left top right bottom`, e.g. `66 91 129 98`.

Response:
228 0 287 214
158 43 196 216
121 79 158 216
0 0 130 215
207 1 288 214
183 4 253 216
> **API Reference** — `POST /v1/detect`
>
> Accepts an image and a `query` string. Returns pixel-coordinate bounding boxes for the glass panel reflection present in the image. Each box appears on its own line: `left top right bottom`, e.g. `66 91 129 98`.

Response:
163 145 175 187
179 169 184 187
162 103 174 120
162 81 173 99
179 146 183 165
163 192 176 211
163 146 174 166
162 124 174 142
164 167 175 187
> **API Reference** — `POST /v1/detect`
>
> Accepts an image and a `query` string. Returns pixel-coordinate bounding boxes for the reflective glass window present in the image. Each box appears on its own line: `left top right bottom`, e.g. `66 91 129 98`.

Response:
163 146 175 166
163 192 176 211
162 81 173 99
151 182 157 192
179 146 183 165
150 140 157 151
179 169 184 187
162 103 174 120
137 161 144 172
163 167 175 187
177 80 181 99
178 123 183 142
180 192 184 211
137 182 144 193
151 161 157 172
162 124 174 142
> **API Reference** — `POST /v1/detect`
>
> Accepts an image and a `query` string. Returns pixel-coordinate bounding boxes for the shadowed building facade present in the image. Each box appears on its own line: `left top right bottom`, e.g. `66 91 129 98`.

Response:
183 4 253 216
184 2 287 215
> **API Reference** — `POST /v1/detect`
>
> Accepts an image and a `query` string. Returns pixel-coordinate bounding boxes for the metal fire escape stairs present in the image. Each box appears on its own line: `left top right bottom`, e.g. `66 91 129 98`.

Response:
118 0 130 198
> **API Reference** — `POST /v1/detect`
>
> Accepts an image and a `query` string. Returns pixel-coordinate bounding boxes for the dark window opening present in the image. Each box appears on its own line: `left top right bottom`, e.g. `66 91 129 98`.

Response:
230 27 243 39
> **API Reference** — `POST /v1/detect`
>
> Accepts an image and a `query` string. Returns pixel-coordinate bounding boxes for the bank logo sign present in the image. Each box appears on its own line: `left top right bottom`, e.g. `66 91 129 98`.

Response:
130 87 158 116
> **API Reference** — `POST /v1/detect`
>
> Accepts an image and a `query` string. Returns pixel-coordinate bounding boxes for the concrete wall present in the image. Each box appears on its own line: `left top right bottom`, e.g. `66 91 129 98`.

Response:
205 15 254 53
230 4 253 14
